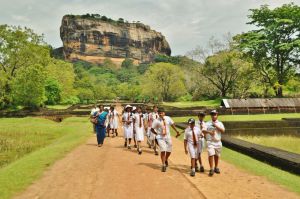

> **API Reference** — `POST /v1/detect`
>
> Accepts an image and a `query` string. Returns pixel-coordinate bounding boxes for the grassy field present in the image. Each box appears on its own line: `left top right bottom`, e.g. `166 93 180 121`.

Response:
171 129 300 195
0 117 91 199
234 135 300 154
163 99 221 108
172 113 300 123
46 104 72 110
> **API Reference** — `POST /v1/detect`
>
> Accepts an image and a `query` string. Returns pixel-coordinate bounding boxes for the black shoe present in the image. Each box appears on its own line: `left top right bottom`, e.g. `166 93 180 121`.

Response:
124 142 127 147
195 166 199 172
214 167 220 174
165 160 168 167
190 170 195 177
128 145 131 149
138 150 142 155
134 144 137 148
161 165 167 172
154 151 158 156
209 169 214 176
200 166 205 173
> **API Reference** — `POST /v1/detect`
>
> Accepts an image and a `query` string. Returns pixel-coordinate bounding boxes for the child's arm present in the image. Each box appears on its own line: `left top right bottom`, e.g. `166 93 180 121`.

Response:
171 124 180 138
184 140 188 155
213 122 225 133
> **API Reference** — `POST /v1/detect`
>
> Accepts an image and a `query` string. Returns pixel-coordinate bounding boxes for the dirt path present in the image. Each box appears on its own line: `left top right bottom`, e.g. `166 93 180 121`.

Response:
14 104 299 199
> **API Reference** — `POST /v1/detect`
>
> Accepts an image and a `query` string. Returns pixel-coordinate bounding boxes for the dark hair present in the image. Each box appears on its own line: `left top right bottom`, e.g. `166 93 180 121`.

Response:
198 112 206 117
158 107 165 113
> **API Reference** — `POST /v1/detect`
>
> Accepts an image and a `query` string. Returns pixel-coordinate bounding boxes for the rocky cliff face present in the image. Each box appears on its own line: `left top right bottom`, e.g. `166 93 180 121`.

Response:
60 15 171 65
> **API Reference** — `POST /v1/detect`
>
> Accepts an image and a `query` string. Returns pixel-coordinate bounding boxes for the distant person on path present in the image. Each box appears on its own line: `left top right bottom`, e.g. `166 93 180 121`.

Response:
90 105 100 133
132 106 138 148
151 107 180 172
195 112 206 172
203 110 225 176
122 105 133 149
133 106 146 155
184 118 200 177
147 106 159 155
94 107 109 147
108 106 120 137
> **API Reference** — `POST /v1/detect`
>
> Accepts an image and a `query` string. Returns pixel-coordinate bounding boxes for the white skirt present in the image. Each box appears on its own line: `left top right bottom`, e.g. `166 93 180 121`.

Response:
110 119 118 129
135 126 144 141
123 125 133 139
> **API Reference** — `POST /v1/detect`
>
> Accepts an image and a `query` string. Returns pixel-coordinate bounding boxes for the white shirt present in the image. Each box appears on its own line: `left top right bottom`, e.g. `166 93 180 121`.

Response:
184 126 201 145
122 112 133 127
133 113 145 128
205 120 225 143
109 110 119 120
151 116 174 139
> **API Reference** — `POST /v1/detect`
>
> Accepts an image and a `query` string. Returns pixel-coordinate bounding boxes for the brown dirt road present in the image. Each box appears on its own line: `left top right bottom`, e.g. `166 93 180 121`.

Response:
14 104 299 199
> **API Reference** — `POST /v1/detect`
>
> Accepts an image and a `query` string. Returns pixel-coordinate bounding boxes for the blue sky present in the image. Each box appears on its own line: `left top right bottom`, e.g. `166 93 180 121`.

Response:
0 0 299 55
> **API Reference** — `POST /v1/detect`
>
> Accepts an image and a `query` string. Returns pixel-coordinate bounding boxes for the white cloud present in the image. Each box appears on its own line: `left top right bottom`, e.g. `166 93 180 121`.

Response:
0 0 299 55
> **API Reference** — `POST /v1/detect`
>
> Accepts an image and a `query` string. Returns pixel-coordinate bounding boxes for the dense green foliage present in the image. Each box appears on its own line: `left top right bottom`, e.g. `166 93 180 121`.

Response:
234 3 300 97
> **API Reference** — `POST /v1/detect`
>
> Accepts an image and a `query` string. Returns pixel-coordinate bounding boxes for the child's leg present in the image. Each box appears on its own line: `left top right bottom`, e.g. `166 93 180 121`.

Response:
191 158 196 169
166 152 171 161
214 155 219 168
128 138 131 145
161 151 166 165
198 154 203 166
208 155 214 169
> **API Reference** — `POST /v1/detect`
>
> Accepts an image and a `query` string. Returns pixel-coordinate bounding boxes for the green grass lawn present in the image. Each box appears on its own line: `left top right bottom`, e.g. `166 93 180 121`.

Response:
234 135 300 154
170 129 300 195
46 104 72 110
163 99 221 108
172 113 300 123
0 117 91 199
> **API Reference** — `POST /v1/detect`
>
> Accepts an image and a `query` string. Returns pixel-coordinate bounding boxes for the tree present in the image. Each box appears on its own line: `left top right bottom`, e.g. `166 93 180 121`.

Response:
234 3 300 97
45 78 61 105
46 59 76 102
203 50 253 97
12 64 46 108
121 58 134 69
0 25 50 107
142 63 186 101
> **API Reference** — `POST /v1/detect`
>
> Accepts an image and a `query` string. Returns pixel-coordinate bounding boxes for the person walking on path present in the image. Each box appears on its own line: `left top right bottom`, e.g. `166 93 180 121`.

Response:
203 110 225 176
184 118 201 177
90 105 100 134
122 105 133 149
195 112 206 172
151 107 180 172
108 106 120 137
94 108 109 147
133 106 146 155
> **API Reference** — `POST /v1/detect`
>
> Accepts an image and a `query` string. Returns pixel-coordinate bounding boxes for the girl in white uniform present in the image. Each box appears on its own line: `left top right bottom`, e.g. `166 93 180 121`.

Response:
122 105 133 149
109 106 120 137
184 118 200 177
133 106 145 155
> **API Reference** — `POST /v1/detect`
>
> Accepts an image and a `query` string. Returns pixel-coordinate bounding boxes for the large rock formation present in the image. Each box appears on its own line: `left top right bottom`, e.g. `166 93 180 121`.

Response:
60 15 171 65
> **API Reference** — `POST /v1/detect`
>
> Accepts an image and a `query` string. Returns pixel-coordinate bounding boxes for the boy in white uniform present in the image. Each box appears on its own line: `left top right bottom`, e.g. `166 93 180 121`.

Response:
133 106 145 155
109 106 120 137
195 112 206 172
203 110 225 176
184 118 201 177
151 108 180 172
122 105 133 149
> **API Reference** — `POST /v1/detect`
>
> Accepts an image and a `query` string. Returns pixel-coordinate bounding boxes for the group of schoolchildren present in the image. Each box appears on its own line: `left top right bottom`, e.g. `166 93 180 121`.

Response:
91 104 225 177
